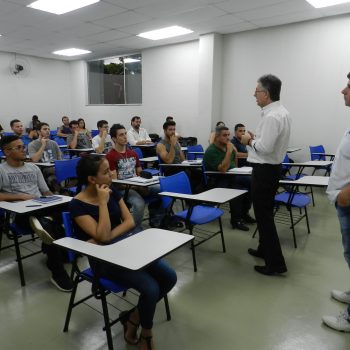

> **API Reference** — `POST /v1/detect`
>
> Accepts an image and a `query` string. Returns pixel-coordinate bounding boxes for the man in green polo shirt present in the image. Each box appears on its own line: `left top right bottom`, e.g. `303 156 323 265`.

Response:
204 126 255 231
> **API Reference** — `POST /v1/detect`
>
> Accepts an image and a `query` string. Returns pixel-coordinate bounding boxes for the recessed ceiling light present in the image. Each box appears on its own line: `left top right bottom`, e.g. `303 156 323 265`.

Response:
53 48 91 56
137 26 193 40
27 0 100 15
305 0 350 8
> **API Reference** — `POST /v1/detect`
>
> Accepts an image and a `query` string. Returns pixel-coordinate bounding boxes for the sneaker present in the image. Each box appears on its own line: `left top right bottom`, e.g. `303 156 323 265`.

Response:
29 216 54 245
331 289 350 304
50 271 73 292
322 310 350 332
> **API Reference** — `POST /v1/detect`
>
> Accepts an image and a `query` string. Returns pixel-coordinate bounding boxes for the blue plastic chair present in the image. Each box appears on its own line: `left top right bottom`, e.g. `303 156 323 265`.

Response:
274 189 311 248
309 145 332 175
61 212 171 350
187 144 204 160
54 158 80 194
91 129 99 137
133 147 159 176
50 130 57 139
159 171 225 271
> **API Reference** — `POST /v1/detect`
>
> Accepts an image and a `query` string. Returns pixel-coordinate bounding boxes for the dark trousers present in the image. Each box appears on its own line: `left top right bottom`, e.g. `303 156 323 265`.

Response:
14 204 68 276
251 164 286 268
208 174 251 223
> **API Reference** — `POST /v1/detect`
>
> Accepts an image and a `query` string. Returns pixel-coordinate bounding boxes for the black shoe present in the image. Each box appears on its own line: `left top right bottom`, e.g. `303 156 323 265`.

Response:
232 221 249 231
50 271 73 292
254 265 287 276
248 248 264 259
243 214 256 224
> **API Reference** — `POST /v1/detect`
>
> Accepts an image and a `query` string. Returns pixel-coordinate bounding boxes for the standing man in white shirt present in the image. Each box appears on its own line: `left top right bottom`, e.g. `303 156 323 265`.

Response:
92 120 113 154
241 74 291 276
322 73 350 332
127 116 152 146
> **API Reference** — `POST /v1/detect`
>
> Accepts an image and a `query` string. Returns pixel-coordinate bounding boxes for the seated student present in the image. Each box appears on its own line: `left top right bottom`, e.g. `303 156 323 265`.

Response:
159 116 180 139
28 122 62 192
92 120 113 154
57 116 72 138
27 115 41 140
10 119 27 140
231 123 249 167
203 126 255 231
106 123 164 228
67 120 92 149
127 116 152 146
70 155 177 350
157 120 203 193
78 118 92 139
209 121 225 145
0 135 72 292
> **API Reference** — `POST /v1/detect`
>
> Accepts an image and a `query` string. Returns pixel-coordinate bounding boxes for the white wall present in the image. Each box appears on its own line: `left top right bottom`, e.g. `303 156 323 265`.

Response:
70 40 200 140
221 15 350 161
0 52 72 131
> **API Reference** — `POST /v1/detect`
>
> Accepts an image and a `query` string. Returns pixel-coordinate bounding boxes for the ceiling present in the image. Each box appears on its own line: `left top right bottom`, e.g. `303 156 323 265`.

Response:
1 0 350 61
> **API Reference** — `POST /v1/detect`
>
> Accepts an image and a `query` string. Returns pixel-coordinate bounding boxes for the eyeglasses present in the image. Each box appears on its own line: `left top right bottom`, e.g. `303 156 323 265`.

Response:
6 145 26 151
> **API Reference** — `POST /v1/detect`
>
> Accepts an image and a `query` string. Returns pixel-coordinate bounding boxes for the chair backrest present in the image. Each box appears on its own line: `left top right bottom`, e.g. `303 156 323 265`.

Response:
54 136 67 145
159 171 192 208
187 144 204 160
50 130 57 139
282 153 291 171
62 212 75 262
91 129 99 137
133 147 143 160
309 145 326 161
54 157 80 183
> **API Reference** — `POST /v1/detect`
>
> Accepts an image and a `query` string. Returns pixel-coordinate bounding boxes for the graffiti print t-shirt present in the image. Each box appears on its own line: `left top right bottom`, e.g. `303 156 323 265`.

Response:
0 162 49 197
106 149 141 180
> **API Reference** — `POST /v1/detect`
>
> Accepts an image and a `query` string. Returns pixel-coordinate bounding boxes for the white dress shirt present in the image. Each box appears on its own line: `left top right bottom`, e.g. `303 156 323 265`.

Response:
327 129 350 203
247 101 291 165
127 127 151 146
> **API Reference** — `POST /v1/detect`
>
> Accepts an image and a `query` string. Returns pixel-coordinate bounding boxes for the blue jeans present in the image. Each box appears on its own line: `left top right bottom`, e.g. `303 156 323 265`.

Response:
122 185 164 228
95 259 177 329
336 203 350 269
336 204 350 313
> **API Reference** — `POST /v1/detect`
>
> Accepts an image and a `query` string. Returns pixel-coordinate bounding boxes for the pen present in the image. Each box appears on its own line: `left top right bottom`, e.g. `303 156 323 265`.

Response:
26 205 42 207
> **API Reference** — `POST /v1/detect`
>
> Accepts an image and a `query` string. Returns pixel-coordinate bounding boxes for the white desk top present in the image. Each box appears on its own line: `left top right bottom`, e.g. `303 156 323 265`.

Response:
67 148 94 152
181 147 187 151
0 195 72 213
140 156 158 162
282 160 333 167
34 162 55 167
159 188 247 204
54 228 194 270
205 166 252 175
311 152 335 157
58 145 68 148
131 143 155 148
112 176 159 187
280 176 329 187
160 162 203 167
287 147 302 153
187 151 204 154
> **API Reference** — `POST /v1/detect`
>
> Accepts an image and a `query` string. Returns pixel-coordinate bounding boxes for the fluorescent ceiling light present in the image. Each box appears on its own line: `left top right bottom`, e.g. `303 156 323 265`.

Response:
27 0 100 15
137 25 193 40
305 0 350 8
53 48 91 56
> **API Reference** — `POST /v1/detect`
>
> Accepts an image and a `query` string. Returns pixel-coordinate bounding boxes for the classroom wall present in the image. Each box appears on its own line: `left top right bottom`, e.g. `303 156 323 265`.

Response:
69 40 199 140
0 51 72 131
221 15 350 161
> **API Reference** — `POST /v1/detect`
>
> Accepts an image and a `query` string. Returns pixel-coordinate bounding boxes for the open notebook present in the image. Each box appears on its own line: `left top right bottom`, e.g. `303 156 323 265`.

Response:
126 176 159 184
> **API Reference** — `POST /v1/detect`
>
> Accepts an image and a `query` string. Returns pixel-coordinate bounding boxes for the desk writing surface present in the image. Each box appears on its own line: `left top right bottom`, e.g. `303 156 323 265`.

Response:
205 167 252 175
54 229 193 270
282 160 333 167
287 147 302 153
159 188 246 204
139 156 158 162
67 148 94 152
280 176 329 187
112 177 159 187
0 195 72 213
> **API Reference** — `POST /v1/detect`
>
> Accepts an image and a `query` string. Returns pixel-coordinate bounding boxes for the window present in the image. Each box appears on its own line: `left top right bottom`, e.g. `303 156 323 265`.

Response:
87 53 142 105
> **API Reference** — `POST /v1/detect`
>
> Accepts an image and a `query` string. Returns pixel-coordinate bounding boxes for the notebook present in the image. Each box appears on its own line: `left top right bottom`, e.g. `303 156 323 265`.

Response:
126 176 159 184
32 195 63 204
